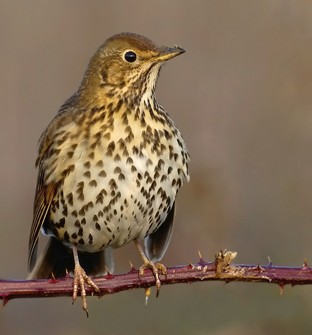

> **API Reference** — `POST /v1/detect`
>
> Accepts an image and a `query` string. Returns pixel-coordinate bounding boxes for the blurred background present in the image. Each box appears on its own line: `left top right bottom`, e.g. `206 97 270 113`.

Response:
1 1 312 334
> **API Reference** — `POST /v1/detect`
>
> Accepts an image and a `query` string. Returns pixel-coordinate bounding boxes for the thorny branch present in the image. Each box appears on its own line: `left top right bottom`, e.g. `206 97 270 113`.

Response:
1 250 312 306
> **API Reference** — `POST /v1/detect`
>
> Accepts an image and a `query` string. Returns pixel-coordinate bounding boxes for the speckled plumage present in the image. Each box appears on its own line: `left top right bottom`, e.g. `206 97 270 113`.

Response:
28 32 189 313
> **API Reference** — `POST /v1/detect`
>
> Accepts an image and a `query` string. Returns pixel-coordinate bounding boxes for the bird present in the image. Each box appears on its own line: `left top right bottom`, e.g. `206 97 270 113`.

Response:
28 32 190 314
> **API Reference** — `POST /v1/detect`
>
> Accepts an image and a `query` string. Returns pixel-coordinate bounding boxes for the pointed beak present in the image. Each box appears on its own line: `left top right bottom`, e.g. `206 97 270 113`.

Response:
154 45 185 62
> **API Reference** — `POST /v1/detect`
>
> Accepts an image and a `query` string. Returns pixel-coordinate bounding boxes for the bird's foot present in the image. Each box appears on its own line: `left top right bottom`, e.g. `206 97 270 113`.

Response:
72 263 100 316
139 261 167 297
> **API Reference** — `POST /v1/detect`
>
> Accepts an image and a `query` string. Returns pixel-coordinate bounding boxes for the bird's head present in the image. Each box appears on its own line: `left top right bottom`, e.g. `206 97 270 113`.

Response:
79 32 185 100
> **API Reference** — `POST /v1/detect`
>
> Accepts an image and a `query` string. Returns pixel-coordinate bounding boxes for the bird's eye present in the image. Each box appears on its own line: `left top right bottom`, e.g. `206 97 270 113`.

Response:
124 51 137 63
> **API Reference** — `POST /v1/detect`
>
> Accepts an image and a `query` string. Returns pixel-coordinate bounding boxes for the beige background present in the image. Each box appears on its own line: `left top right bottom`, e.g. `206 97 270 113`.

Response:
1 1 312 334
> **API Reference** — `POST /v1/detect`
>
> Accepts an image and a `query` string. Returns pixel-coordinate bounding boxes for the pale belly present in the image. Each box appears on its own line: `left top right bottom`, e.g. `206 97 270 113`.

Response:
45 153 183 252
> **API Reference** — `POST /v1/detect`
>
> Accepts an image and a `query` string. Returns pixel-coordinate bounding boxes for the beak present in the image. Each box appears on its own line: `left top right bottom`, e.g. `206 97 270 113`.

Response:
154 45 185 62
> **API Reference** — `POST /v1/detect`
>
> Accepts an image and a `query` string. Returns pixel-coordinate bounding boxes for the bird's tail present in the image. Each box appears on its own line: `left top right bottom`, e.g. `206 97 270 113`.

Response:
28 237 114 279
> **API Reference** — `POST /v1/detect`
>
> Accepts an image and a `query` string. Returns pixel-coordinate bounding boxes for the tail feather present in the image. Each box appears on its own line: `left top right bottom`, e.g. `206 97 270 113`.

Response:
28 237 114 279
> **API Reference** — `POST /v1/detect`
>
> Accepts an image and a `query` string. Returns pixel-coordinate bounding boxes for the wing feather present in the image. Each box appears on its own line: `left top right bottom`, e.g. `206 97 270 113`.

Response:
28 176 56 272
144 202 176 262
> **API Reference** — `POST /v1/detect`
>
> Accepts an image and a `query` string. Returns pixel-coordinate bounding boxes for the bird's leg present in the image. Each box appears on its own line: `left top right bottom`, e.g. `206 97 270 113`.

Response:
133 239 167 297
72 246 100 316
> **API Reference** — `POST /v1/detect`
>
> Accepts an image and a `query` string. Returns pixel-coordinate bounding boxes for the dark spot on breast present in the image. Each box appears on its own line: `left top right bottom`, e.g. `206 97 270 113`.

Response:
66 193 73 206
77 181 84 188
132 146 139 155
154 171 160 179
78 193 84 201
62 205 68 216
89 180 97 187
114 153 121 161
83 171 91 179
67 151 74 159
103 132 111 140
64 231 70 242
96 160 104 167
114 167 122 174
146 159 152 166
61 164 75 178
158 159 164 168
59 217 65 227
177 178 182 188
149 180 157 191
107 141 115 152
96 193 104 204
99 170 107 177
109 179 117 189
84 161 91 169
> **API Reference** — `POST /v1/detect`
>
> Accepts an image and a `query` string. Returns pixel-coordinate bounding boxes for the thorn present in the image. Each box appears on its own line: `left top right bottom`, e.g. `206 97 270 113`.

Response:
2 296 9 307
65 269 71 279
105 272 114 280
48 272 58 283
145 287 151 306
303 259 309 269
188 262 195 269
279 283 285 295
104 266 111 275
198 250 207 266
267 256 272 266
48 277 58 284
128 261 137 273
198 249 203 262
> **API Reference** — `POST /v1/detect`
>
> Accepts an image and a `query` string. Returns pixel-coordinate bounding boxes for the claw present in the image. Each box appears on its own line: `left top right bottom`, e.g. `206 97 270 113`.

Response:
139 261 167 296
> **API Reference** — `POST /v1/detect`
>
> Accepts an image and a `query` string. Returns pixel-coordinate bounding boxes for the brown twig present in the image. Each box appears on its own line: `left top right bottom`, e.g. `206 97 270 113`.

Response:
1 251 312 305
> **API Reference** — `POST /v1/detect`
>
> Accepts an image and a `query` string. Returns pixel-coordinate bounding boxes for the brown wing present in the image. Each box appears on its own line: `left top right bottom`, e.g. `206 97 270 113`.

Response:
28 163 56 272
28 96 78 272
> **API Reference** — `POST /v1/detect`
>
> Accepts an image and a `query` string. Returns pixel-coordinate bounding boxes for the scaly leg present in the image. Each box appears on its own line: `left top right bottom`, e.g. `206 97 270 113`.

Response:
72 246 100 316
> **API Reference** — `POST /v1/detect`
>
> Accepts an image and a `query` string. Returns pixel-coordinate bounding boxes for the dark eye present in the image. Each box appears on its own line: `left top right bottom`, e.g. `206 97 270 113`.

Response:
124 51 137 63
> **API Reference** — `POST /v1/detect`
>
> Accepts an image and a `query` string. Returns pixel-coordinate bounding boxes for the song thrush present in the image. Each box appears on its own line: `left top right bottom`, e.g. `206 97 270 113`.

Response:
28 32 190 314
